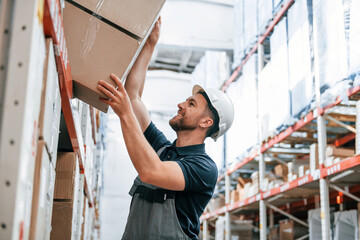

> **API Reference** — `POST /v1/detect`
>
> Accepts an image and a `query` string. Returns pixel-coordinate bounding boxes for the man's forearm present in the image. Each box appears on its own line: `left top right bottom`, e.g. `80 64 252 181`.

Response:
125 45 154 98
119 109 160 181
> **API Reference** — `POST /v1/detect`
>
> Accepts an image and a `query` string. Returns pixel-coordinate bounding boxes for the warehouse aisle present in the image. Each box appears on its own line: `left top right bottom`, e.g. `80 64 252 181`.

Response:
99 112 137 239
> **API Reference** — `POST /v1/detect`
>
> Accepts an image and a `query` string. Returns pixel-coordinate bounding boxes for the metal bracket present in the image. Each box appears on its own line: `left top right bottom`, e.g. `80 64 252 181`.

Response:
265 202 309 227
267 194 284 203
296 234 310 240
329 183 360 202
324 114 356 133
330 170 354 182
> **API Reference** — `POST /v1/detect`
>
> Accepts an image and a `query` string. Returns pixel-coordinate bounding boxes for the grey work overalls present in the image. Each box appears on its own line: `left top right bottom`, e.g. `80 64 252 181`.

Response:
122 146 190 240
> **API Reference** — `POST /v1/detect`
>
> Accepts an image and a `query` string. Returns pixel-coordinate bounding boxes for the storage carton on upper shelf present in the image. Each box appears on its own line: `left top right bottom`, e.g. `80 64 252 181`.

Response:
325 145 355 158
63 0 165 112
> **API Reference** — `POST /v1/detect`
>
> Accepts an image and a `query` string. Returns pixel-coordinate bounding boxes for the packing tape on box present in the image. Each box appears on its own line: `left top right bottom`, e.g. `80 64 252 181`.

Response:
66 0 142 56
81 0 105 56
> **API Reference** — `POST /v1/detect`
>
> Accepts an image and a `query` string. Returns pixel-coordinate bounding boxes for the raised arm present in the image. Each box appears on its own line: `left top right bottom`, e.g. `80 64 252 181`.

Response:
124 18 161 132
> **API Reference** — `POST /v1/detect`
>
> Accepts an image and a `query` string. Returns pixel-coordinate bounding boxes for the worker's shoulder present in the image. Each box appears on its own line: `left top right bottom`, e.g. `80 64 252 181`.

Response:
180 153 217 170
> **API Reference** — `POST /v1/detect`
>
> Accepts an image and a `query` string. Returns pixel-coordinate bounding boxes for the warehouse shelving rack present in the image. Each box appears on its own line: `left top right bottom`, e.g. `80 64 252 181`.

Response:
0 0 100 239
201 1 360 240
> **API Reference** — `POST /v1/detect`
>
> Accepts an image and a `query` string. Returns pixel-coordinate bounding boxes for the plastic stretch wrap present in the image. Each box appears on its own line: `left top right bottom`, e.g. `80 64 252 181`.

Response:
313 0 348 91
226 56 258 164
349 0 360 74
233 0 244 68
319 80 351 108
334 210 359 240
243 0 257 52
191 51 230 90
263 17 291 136
343 0 351 68
258 0 273 33
81 0 105 56
308 208 322 240
273 0 283 10
287 0 314 117
259 61 291 140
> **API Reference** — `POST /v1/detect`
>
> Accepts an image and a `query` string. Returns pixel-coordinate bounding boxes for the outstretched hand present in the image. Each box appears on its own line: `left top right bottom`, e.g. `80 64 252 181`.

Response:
144 17 161 50
98 74 132 117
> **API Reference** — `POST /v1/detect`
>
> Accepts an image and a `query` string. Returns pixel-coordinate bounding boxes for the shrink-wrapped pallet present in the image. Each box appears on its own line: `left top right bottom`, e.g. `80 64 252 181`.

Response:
233 0 245 68
334 210 358 240
287 0 314 117
226 56 258 164
243 0 257 52
313 0 348 90
257 0 273 33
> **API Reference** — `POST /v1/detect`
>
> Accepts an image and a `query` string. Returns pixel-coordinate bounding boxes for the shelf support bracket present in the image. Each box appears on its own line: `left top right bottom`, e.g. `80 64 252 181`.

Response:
329 183 360 202
265 202 309 228
324 114 356 133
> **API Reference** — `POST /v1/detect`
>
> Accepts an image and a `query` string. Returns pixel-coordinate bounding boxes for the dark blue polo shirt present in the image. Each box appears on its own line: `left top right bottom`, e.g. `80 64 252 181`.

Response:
144 122 218 240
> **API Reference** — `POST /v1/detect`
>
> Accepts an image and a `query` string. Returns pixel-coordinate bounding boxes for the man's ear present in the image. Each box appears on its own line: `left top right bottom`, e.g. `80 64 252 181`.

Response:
200 117 213 129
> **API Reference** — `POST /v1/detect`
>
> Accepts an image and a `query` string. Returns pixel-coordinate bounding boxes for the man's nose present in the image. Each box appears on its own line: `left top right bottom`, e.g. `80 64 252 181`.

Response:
178 102 185 109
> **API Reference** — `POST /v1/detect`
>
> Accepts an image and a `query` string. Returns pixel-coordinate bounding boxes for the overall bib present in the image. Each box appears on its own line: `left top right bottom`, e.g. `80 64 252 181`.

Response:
122 146 190 240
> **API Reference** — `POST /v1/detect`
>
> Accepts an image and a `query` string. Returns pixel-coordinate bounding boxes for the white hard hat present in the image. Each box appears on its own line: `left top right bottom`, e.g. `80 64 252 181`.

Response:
193 84 234 141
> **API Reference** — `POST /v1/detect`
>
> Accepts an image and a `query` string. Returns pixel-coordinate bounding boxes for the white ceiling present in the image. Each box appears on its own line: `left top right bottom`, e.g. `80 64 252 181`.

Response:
149 0 234 73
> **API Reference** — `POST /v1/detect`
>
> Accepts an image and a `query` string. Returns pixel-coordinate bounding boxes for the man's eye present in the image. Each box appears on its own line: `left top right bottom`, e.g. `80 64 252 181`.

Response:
190 103 194 106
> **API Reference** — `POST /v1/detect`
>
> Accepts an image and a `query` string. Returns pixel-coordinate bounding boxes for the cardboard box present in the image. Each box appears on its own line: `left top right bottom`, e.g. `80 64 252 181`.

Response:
236 177 252 189
279 219 293 240
298 165 310 178
63 0 165 112
238 188 246 201
207 197 225 212
275 164 288 181
279 219 308 240
326 145 355 158
30 141 55 240
51 173 84 240
231 190 240 204
310 143 319 176
269 227 278 240
54 152 79 200
38 38 61 167
50 201 75 240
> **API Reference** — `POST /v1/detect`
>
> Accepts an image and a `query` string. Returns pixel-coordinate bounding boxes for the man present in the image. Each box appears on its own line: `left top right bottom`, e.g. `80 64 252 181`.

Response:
97 18 234 240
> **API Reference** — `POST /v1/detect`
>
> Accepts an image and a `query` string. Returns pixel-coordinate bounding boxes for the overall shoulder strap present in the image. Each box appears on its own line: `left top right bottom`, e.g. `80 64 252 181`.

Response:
129 144 171 196
156 144 170 157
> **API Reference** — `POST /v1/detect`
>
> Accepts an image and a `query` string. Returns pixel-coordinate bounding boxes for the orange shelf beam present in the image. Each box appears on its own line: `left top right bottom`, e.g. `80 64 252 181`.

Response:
43 0 94 208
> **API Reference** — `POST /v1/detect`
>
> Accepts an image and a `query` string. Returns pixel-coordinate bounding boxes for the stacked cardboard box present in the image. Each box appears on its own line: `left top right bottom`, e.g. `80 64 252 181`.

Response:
298 165 310 178
215 217 253 240
230 189 240 204
279 219 308 240
29 141 56 240
274 164 288 182
250 171 260 195
29 38 61 240
236 177 251 201
325 145 354 167
269 226 278 240
287 162 298 182
51 152 84 240
207 197 225 212
310 143 319 176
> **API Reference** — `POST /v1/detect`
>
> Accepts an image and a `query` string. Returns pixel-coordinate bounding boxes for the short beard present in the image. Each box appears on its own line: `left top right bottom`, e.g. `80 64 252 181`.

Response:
169 117 197 132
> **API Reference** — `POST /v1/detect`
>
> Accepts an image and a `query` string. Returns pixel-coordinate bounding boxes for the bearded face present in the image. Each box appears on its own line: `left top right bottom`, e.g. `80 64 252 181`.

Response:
169 113 198 132
169 94 210 133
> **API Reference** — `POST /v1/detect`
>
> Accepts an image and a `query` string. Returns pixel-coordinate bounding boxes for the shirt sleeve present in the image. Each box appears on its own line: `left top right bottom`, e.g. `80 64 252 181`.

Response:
176 156 218 192
143 121 172 153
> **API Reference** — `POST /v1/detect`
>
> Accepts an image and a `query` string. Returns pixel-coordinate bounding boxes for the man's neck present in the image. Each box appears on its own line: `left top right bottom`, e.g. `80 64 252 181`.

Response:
175 131 205 147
